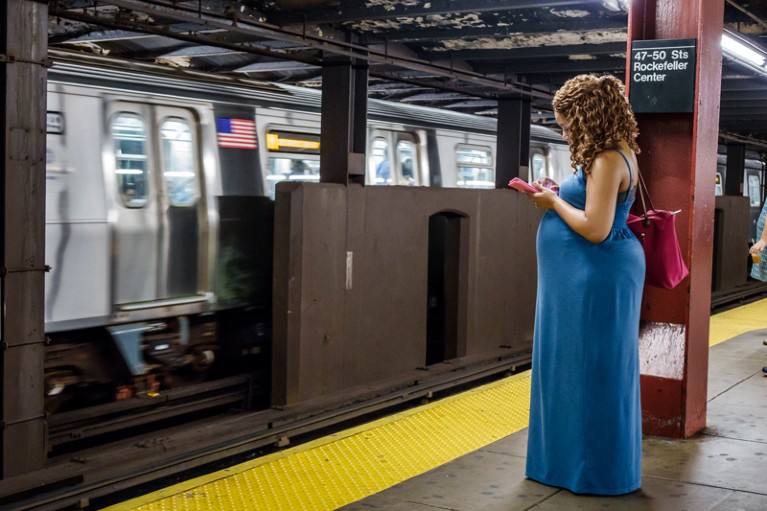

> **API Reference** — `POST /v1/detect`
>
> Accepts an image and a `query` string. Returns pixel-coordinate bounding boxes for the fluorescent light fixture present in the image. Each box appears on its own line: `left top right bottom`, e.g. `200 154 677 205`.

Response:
602 0 629 12
721 29 767 76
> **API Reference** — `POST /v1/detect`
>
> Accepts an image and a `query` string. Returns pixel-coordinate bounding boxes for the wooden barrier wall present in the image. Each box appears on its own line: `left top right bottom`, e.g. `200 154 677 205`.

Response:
272 183 541 405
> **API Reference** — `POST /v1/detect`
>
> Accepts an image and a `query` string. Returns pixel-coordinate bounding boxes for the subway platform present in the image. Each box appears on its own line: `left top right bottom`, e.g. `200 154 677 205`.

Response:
103 299 767 511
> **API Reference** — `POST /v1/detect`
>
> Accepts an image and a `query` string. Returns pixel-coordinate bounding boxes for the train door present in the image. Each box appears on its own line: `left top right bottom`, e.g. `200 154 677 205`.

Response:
106 101 204 306
367 129 421 185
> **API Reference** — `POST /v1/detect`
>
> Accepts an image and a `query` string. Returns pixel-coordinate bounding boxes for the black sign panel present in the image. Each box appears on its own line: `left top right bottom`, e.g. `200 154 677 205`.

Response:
629 38 697 113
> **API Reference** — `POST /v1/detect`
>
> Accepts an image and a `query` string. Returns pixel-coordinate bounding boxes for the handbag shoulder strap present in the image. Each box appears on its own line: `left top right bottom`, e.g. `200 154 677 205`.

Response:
615 146 657 222
637 170 656 213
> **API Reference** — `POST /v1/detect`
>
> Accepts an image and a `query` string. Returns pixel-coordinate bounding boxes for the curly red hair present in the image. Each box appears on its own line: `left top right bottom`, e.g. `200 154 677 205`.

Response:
552 74 640 172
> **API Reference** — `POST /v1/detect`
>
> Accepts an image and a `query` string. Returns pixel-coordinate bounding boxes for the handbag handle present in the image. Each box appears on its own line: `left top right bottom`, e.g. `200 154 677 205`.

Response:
635 171 656 227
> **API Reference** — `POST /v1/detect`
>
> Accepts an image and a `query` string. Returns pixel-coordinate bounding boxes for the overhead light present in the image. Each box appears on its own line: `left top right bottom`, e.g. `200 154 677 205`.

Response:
602 0 629 12
721 29 767 76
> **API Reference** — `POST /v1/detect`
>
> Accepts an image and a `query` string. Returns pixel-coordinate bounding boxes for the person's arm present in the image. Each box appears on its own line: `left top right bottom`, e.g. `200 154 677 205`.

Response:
529 152 623 244
750 214 767 254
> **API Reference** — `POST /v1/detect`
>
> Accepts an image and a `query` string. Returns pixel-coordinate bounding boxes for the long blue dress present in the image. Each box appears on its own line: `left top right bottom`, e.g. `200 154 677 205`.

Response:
525 150 645 495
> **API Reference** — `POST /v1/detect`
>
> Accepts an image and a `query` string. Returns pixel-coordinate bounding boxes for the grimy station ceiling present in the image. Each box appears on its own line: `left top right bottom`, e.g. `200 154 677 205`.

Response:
47 0 767 148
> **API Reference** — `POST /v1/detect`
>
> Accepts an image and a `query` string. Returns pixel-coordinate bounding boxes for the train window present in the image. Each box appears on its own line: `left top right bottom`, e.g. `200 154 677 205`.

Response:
396 140 416 186
531 152 546 181
160 118 198 207
456 146 494 189
112 113 149 208
265 157 320 199
369 138 391 185
748 175 761 207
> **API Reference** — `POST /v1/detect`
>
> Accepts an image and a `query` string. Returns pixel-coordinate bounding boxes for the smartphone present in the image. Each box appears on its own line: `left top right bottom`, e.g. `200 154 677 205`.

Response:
507 177 538 193
541 177 560 194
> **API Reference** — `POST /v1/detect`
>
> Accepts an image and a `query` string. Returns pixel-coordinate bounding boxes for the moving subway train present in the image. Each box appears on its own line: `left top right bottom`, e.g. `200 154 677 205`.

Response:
44 56 571 414
43 55 766 416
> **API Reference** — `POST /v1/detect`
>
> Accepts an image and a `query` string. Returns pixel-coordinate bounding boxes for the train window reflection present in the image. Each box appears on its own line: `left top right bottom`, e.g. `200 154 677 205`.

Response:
266 157 320 199
369 138 391 185
112 113 149 208
531 152 546 181
160 118 198 207
456 146 494 189
748 175 761 207
396 140 416 186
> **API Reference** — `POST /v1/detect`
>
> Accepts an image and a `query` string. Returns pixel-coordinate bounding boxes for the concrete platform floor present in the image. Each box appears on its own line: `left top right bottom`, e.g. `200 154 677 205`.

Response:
340 330 767 511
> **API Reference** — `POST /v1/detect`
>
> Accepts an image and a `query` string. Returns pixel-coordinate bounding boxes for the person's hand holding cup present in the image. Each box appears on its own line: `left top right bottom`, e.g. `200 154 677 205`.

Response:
750 239 767 264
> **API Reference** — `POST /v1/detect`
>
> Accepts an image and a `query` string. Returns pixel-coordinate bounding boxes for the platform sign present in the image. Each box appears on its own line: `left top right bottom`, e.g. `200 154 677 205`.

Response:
629 39 697 113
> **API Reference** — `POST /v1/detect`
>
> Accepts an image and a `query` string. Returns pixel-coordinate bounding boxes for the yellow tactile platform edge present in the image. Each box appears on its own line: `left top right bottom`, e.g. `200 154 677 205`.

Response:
103 300 763 511
709 296 767 347
102 371 532 511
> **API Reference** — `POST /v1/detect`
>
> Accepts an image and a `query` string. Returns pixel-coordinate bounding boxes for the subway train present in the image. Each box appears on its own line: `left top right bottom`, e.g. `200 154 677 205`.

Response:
43 55 571 414
43 54 765 415
714 153 766 241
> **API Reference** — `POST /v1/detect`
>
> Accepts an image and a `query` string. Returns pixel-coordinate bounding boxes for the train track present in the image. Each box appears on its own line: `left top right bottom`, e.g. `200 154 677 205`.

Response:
711 281 767 311
0 350 531 511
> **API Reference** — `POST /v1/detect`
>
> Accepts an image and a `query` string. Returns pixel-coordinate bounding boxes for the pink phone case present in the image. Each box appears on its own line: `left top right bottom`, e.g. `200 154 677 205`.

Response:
508 177 538 193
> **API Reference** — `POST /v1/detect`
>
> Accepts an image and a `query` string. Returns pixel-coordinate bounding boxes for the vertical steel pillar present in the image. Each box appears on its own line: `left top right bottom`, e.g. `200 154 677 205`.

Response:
0 0 48 476
319 56 368 185
724 144 745 196
495 95 531 187
627 0 723 437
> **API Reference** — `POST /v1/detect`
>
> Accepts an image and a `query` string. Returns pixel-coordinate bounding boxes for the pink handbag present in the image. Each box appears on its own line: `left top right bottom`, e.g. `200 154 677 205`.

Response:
626 174 689 289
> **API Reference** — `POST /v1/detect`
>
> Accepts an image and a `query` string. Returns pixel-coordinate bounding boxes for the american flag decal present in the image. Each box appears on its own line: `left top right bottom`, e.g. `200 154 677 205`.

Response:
216 118 257 149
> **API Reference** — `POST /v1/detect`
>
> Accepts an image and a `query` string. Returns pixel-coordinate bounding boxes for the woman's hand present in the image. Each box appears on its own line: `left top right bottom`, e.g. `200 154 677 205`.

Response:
750 239 767 255
541 177 559 189
527 182 559 210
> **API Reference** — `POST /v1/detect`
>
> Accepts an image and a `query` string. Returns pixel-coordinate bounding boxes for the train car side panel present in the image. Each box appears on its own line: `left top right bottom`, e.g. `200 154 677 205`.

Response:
45 87 111 331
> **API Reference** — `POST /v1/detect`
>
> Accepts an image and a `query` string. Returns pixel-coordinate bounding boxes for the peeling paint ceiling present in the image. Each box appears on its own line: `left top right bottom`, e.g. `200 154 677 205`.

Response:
45 0 767 145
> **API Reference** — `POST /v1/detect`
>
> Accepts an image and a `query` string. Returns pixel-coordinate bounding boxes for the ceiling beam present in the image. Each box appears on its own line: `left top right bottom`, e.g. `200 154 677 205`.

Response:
725 0 767 31
52 29 154 43
271 0 604 25
722 90 767 101
474 57 626 75
52 0 553 99
48 5 321 64
720 78 767 91
719 121 767 132
419 42 627 62
358 17 628 45
444 99 499 109
399 92 476 103
233 60 319 73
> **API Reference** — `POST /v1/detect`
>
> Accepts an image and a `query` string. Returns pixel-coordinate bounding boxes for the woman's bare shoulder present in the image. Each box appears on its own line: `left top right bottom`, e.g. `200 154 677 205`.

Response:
590 150 626 176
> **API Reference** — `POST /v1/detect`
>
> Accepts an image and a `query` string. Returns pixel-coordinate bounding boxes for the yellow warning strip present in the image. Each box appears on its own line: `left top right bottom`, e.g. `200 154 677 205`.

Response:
709 297 767 347
102 371 532 511
101 300 763 511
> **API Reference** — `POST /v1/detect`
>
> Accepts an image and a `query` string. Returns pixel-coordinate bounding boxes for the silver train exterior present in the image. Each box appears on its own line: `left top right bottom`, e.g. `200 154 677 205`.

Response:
43 58 571 410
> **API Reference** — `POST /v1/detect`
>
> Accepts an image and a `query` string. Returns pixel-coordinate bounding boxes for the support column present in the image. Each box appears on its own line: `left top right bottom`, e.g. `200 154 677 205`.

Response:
495 95 531 187
627 0 723 437
319 56 368 185
724 143 745 196
0 0 48 475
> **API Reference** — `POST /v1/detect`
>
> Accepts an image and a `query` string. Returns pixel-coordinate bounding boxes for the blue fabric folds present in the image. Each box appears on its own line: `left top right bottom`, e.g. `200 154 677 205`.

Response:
525 162 646 495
